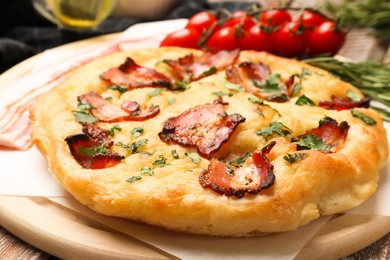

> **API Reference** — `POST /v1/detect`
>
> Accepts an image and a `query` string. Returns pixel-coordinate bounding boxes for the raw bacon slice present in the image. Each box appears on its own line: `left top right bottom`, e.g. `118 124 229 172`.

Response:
319 95 370 111
164 49 239 81
199 141 276 198
100 57 172 89
292 117 349 152
65 133 124 170
226 61 293 102
78 92 160 122
158 98 245 158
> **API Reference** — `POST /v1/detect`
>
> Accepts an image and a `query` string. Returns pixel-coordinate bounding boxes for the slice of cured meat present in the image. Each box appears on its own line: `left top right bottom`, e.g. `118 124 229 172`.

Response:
199 141 276 198
319 95 370 111
158 98 245 158
164 49 239 81
100 57 172 89
78 92 160 123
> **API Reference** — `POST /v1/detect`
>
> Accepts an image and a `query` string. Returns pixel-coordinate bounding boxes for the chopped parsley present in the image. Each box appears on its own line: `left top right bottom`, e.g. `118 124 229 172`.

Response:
229 152 251 167
351 109 377 125
291 68 312 97
175 78 190 90
295 95 315 106
78 144 109 157
126 175 142 183
72 111 98 123
185 152 201 164
283 153 307 164
226 167 235 175
116 139 148 154
131 126 144 138
212 91 233 97
254 73 281 92
167 98 176 105
201 66 217 77
107 85 127 93
172 149 180 159
108 124 122 137
293 134 331 151
140 166 154 176
152 155 168 167
248 97 265 105
347 89 361 101
72 100 98 123
257 122 292 140
147 88 164 97
225 82 244 92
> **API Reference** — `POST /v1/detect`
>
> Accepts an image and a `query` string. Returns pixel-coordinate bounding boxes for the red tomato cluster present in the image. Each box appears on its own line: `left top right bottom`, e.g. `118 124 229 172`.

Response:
160 9 346 57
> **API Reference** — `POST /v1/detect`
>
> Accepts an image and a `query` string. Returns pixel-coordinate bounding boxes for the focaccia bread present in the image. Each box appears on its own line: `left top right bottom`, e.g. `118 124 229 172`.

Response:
31 47 388 236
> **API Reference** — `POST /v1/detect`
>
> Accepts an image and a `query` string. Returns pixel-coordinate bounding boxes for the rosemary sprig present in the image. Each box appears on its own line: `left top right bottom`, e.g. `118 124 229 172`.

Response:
325 0 390 43
303 57 390 111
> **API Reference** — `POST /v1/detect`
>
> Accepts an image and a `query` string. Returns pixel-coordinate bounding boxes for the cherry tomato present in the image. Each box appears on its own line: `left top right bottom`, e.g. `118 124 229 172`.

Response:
185 11 219 34
206 26 240 51
260 9 292 29
224 11 256 30
273 21 306 57
239 25 274 52
308 21 346 55
160 28 201 49
224 16 256 31
299 9 328 29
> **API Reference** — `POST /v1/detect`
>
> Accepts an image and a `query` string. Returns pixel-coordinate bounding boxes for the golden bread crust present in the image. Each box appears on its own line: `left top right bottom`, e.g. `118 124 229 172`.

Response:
32 48 388 236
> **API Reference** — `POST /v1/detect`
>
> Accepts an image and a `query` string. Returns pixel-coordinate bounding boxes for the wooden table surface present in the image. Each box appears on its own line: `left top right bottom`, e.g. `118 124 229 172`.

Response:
1 0 390 259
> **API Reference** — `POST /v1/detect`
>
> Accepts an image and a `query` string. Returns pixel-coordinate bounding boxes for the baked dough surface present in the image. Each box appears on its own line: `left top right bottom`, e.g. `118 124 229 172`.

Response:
32 47 388 236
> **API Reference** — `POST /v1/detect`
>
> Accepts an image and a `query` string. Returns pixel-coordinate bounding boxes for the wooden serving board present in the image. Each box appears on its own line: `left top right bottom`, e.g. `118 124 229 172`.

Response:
1 29 390 259
0 196 390 259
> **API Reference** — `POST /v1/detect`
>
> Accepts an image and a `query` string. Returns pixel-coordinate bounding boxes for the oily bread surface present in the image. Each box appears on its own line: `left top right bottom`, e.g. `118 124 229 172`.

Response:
32 47 388 236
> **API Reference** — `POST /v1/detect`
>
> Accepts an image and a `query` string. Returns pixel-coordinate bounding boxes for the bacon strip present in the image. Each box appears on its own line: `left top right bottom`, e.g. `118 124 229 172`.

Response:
65 124 124 169
100 57 172 90
164 49 239 81
78 92 160 122
199 141 276 198
158 98 245 158
226 61 293 102
293 117 349 152
319 95 370 111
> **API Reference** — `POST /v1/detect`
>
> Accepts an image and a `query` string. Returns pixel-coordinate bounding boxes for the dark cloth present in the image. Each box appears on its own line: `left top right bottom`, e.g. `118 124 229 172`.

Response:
0 0 255 73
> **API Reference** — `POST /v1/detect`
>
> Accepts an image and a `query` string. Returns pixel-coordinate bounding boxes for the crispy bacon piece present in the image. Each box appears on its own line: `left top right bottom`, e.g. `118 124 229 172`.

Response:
158 98 245 158
319 95 370 111
226 61 292 102
293 117 350 151
100 57 172 90
78 92 160 122
199 141 276 198
164 49 239 81
65 131 124 170
82 123 113 147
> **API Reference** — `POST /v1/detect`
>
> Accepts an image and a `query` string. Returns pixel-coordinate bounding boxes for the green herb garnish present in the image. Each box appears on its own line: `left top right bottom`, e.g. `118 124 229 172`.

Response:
131 126 144 138
152 155 168 167
175 78 190 90
351 108 377 125
212 91 233 97
107 85 127 93
225 82 244 92
283 153 307 164
248 97 265 105
72 111 98 124
78 144 109 157
147 88 164 97
293 134 331 151
229 152 251 167
126 175 143 183
116 139 148 154
295 95 315 106
167 98 176 105
347 89 361 101
185 152 201 164
202 66 217 77
108 124 122 137
140 166 154 176
257 122 293 140
172 149 179 159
